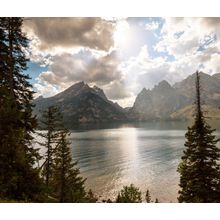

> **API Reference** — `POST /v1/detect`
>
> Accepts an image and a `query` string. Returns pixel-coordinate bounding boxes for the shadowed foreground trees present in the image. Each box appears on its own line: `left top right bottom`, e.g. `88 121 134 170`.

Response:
178 71 220 202
52 128 87 202
38 106 97 202
0 17 44 201
115 184 158 203
37 106 62 193
116 184 142 203
0 17 93 203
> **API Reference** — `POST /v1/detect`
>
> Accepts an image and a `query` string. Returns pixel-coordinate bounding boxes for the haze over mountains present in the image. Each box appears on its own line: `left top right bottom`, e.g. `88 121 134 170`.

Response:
34 72 220 125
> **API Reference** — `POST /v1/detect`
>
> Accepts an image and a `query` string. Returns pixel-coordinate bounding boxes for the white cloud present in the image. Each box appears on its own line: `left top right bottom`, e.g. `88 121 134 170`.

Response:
145 21 160 31
34 49 133 103
155 18 200 57
154 17 220 77
155 18 220 58
34 80 60 98
120 45 172 93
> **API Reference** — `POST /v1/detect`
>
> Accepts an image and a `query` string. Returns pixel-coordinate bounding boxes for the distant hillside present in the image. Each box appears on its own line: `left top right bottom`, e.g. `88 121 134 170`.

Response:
129 72 220 121
174 72 220 107
210 73 220 81
34 81 127 126
128 80 189 120
170 105 220 120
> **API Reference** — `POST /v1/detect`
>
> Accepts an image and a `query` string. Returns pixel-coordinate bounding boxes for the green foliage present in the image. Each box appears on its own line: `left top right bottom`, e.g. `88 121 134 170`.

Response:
116 184 142 203
178 71 220 203
37 106 97 202
0 17 44 201
51 128 90 202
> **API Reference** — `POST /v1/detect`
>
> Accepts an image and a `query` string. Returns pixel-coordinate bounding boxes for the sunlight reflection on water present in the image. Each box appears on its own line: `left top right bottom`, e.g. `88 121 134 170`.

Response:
35 121 220 202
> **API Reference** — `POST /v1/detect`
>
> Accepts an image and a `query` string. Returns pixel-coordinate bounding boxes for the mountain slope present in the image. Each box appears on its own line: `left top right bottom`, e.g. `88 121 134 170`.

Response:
34 81 127 126
170 105 220 120
212 73 220 80
174 72 220 107
129 72 220 120
129 80 189 120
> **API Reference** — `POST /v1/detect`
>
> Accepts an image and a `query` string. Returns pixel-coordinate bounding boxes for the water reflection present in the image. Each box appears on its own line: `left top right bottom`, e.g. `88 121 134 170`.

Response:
38 121 220 202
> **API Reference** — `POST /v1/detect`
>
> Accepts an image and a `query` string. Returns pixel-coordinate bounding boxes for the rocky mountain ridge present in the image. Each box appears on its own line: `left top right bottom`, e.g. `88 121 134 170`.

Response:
34 81 127 126
129 72 220 120
34 72 220 124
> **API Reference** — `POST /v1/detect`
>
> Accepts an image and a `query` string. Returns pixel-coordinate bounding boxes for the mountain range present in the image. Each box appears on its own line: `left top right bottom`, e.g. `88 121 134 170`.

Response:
34 81 127 126
34 72 220 125
129 72 220 120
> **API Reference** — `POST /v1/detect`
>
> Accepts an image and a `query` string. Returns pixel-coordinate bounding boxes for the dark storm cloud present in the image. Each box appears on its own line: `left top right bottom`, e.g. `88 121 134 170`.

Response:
24 17 114 51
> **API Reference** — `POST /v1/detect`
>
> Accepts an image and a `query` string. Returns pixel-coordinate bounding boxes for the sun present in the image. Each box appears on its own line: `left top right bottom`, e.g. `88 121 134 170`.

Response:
113 20 133 50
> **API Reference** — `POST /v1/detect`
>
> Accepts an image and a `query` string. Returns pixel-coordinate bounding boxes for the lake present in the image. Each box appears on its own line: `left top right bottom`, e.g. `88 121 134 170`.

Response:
67 121 220 202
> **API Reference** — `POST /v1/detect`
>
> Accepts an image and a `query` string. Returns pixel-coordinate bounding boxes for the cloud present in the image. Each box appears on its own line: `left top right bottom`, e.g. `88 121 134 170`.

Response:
200 17 220 33
43 50 121 85
145 21 160 31
121 44 202 95
154 17 220 76
30 17 220 108
104 80 131 100
200 53 220 73
34 81 60 98
34 49 132 100
24 17 114 52
155 18 220 57
155 18 199 57
120 45 170 93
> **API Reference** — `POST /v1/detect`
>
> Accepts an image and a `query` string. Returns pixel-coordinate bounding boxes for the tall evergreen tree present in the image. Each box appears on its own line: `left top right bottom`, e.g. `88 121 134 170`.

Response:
0 17 44 201
51 128 88 202
0 18 8 84
38 107 96 202
177 71 220 203
38 106 62 191
145 189 151 203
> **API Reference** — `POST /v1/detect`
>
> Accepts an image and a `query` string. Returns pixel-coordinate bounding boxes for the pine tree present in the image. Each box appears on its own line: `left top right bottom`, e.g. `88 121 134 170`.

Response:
145 189 151 203
0 17 44 201
116 184 142 203
177 71 220 203
51 128 88 202
38 106 62 191
155 198 159 203
0 18 8 83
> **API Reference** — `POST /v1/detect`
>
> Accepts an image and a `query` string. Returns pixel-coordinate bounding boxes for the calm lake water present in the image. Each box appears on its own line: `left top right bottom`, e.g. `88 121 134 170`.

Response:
67 121 220 202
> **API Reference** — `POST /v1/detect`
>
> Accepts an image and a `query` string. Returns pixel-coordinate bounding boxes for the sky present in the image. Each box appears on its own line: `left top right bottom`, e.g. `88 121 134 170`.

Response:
23 17 220 107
